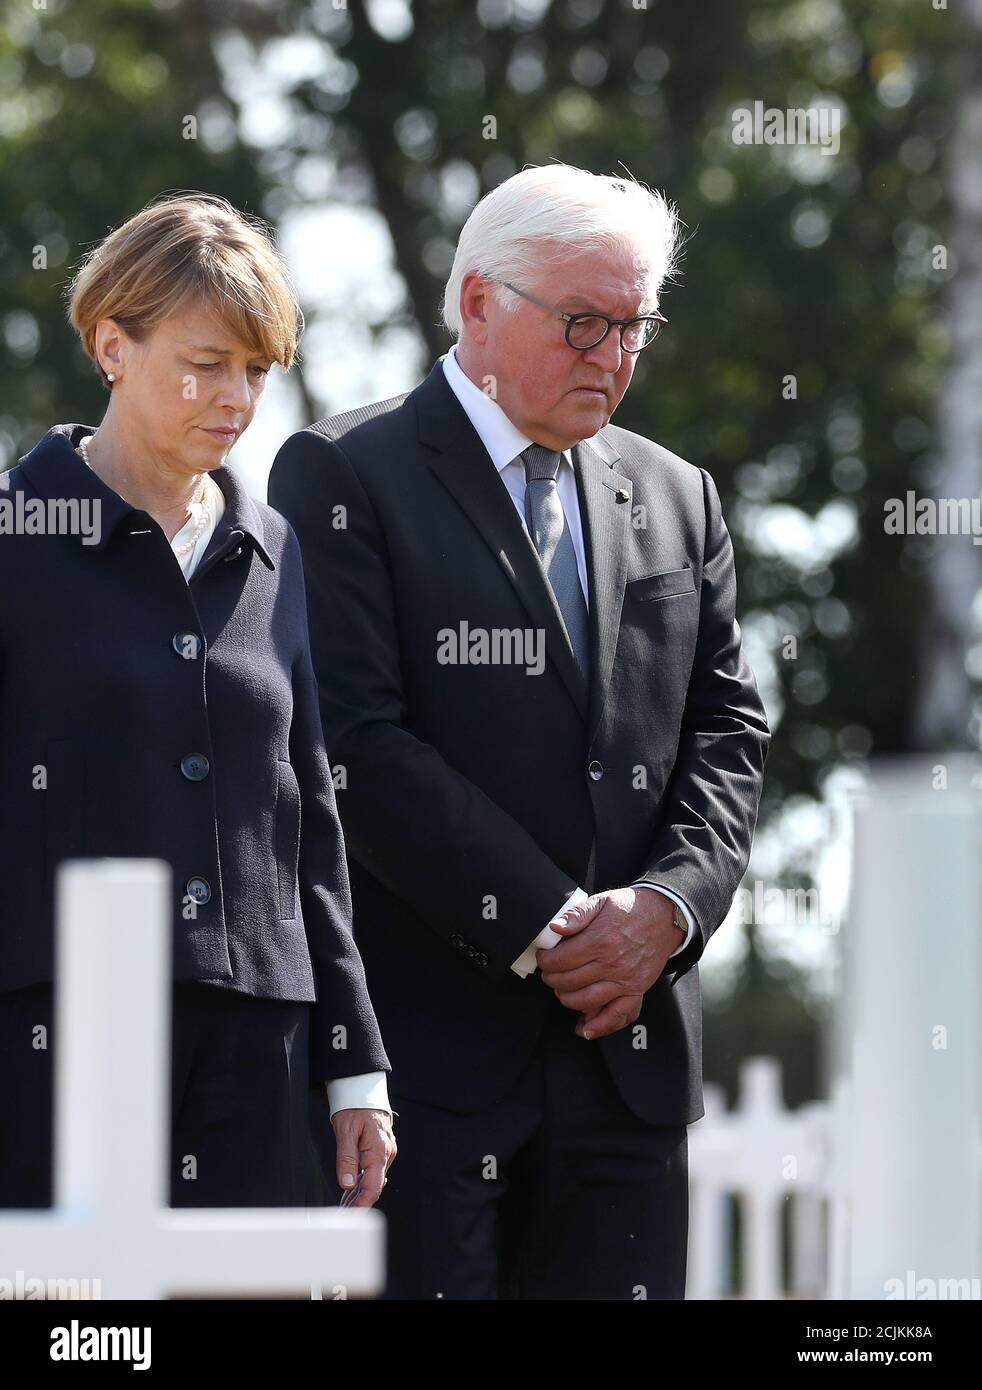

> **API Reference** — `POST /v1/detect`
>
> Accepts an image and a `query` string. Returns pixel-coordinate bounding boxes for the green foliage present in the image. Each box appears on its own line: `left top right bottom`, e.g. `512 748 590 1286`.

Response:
0 0 271 450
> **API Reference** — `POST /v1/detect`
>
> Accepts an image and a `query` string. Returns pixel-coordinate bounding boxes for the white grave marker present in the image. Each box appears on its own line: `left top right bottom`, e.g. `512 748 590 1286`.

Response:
839 756 982 1299
0 859 383 1300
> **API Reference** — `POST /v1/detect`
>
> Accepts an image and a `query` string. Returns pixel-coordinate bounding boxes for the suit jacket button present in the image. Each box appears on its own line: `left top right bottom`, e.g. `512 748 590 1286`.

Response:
173 631 202 660
186 877 211 905
475 952 489 968
588 759 604 781
451 934 464 948
180 753 210 781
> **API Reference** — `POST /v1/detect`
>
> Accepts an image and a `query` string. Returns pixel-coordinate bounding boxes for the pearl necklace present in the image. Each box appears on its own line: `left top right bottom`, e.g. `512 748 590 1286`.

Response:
76 432 214 558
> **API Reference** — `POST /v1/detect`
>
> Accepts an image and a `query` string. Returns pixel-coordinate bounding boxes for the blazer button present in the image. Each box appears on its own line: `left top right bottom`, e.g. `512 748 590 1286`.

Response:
186 877 211 905
451 934 464 948
180 753 210 781
172 631 202 660
474 952 489 968
588 760 604 781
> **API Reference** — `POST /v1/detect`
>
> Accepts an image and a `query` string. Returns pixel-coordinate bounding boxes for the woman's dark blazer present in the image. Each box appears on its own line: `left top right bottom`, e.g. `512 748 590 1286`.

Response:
0 423 389 1086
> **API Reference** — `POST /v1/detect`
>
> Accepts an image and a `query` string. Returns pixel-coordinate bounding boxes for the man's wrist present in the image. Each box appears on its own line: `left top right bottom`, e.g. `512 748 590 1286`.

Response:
511 886 588 977
631 882 696 957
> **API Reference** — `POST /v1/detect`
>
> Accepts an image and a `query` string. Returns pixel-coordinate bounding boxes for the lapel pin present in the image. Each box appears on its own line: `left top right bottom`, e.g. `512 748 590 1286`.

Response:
615 488 630 503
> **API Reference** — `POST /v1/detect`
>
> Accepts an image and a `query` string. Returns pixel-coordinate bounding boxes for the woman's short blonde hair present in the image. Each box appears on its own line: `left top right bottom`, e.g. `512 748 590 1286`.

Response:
66 192 303 388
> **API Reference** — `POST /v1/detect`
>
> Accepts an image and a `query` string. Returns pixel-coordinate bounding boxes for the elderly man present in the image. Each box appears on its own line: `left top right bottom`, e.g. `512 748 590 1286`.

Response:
268 164 770 1299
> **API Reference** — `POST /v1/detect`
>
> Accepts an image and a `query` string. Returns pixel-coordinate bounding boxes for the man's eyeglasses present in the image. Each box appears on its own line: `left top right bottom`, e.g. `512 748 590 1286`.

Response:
490 278 667 352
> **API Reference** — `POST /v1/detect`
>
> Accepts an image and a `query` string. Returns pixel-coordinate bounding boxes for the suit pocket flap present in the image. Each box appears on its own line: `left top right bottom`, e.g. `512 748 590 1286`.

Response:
627 566 695 602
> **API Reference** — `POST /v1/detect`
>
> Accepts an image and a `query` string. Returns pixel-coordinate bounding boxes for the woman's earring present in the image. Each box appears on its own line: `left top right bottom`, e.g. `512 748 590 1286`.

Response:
107 372 116 382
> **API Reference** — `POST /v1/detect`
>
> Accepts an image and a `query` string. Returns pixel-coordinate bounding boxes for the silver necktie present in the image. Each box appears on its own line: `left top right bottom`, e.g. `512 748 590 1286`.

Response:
520 444 589 676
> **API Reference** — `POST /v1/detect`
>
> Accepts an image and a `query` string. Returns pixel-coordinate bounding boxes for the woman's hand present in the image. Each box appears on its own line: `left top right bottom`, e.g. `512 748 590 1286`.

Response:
331 1107 397 1208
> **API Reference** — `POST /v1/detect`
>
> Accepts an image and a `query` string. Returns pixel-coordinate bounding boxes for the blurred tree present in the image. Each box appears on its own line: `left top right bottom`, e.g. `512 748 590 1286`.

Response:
0 0 315 457
912 0 982 752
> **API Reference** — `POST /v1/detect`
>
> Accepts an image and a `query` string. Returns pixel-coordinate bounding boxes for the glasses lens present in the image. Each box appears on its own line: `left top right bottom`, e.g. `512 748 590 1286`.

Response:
567 316 608 349
623 319 660 352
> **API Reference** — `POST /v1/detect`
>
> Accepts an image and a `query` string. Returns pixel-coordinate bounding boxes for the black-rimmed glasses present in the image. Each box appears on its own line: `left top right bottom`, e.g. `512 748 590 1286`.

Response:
490 278 667 352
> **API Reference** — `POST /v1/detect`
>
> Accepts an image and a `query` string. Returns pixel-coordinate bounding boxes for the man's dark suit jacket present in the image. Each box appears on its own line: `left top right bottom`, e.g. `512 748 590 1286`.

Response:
0 424 389 1087
268 359 769 1124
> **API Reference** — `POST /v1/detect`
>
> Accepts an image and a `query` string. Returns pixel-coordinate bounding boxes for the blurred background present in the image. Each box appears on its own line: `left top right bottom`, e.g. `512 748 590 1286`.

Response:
2 0 980 1294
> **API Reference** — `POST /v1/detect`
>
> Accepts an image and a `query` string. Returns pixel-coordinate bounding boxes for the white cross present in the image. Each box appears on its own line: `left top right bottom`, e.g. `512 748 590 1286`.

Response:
0 860 384 1299
840 757 982 1298
688 1057 828 1300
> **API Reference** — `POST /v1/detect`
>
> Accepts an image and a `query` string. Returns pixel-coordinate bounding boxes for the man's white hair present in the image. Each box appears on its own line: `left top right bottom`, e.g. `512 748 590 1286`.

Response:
441 163 683 340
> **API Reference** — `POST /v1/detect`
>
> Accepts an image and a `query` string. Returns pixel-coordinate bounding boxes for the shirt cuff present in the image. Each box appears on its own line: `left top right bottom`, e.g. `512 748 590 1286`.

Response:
510 886 589 978
324 1071 392 1118
631 882 696 957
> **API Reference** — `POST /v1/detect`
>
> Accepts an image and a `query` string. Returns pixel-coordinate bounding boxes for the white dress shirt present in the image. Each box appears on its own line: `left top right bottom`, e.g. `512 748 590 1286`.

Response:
439 348 697 977
77 436 390 1119
164 471 227 579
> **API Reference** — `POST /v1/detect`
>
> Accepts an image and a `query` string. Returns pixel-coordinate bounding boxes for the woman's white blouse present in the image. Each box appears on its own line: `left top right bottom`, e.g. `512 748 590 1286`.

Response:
77 437 224 580
172 477 225 580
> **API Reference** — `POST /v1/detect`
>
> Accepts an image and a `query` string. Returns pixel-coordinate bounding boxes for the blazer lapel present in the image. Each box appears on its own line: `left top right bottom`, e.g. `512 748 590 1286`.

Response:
417 364 589 721
572 434 633 741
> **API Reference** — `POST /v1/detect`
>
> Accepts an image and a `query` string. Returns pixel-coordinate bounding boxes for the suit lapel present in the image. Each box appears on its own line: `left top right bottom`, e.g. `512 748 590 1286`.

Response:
415 360 636 732
417 363 589 720
426 433 591 721
572 435 632 741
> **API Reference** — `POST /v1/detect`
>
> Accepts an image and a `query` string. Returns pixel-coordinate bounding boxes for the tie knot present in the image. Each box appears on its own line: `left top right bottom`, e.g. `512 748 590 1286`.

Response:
521 444 562 483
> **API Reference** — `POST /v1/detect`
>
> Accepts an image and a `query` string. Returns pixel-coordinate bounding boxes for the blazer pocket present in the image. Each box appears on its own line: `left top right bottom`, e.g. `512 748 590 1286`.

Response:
275 759 302 920
43 737 88 888
626 565 696 602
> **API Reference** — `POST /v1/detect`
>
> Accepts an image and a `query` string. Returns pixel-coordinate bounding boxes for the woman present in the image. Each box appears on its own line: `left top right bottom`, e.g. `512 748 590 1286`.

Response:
0 193 396 1211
